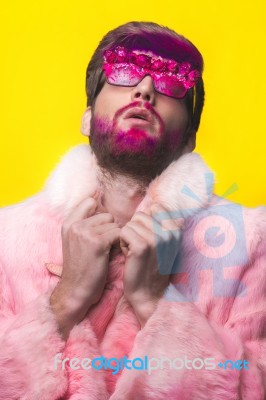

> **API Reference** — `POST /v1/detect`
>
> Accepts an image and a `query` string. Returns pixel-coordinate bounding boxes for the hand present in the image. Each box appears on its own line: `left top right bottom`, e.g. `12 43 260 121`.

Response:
120 204 181 327
50 196 120 339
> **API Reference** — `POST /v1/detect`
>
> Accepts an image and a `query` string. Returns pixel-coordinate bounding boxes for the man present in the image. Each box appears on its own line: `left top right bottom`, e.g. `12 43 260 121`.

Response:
0 21 265 400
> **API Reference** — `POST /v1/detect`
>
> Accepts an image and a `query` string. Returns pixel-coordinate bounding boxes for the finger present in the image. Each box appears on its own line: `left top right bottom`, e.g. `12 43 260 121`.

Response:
64 197 98 228
94 193 108 215
102 227 121 249
131 211 154 230
92 222 120 235
125 220 155 244
83 212 114 227
131 211 170 234
120 237 129 256
131 211 179 242
120 224 149 257
126 220 181 253
150 203 182 231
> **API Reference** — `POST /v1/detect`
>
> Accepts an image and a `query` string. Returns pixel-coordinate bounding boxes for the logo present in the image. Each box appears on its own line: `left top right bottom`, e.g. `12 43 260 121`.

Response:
53 354 250 374
152 175 248 301
217 359 249 370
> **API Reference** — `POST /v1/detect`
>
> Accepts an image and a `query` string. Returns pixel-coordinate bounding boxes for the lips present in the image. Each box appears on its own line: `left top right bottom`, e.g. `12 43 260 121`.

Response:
124 107 154 124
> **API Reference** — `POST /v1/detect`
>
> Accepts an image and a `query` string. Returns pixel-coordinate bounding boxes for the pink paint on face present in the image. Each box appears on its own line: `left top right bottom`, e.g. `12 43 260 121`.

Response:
113 101 164 135
114 127 158 155
90 96 188 180
91 115 158 156
92 101 166 156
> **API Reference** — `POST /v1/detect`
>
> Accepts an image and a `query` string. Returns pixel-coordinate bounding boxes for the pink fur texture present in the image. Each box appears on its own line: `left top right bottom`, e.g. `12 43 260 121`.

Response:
0 145 265 399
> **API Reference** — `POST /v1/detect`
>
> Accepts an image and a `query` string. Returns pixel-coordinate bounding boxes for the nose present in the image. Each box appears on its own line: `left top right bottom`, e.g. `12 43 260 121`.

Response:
131 75 156 104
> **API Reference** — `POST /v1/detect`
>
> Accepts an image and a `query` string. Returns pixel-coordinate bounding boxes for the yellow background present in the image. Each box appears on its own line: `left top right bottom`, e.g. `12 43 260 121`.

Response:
1 0 265 207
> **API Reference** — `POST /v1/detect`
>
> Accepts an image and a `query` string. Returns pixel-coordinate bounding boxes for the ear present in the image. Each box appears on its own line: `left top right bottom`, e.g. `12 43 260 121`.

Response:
81 107 92 137
181 130 196 155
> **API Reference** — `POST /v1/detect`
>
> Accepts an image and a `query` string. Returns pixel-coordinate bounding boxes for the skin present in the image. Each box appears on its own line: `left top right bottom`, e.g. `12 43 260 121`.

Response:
92 76 189 149
50 76 194 339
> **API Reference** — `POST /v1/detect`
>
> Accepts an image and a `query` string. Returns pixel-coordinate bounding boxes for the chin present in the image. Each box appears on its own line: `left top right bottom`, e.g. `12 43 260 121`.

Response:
90 112 181 181
113 127 158 155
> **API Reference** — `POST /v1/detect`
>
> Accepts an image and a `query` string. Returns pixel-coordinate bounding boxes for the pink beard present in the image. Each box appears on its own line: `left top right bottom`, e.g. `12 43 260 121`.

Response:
90 101 163 156
89 105 185 181
114 127 159 155
92 119 183 156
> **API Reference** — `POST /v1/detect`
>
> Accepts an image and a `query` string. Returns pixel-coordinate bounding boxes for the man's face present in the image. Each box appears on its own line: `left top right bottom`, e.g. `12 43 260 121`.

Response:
89 75 190 182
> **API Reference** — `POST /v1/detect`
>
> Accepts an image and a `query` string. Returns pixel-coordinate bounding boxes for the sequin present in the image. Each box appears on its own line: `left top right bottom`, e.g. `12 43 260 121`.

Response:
103 46 201 98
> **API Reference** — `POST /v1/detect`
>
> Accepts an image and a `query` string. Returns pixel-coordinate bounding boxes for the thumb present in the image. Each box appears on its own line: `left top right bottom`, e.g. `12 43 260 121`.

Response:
64 197 97 226
120 237 129 257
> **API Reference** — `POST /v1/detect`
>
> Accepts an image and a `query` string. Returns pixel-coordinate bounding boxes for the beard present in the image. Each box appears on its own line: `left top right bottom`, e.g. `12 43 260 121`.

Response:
89 103 184 184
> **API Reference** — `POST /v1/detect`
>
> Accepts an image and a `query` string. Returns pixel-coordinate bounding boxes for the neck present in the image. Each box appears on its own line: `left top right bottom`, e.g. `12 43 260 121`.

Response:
95 159 148 227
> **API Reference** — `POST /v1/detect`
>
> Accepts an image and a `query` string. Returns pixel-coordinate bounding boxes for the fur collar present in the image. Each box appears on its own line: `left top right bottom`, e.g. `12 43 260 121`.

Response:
44 144 215 219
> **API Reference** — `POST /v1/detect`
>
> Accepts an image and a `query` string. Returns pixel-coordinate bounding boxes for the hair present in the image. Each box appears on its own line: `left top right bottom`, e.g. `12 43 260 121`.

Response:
85 21 205 144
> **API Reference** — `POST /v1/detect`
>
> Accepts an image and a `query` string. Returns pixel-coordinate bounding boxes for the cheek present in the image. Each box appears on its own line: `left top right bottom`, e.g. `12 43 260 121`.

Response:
94 93 111 117
94 85 129 117
165 110 189 146
94 86 114 117
159 97 189 138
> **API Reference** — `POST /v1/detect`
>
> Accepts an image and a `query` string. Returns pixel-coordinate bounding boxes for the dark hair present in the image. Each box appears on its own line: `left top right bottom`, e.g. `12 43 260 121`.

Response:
85 21 205 143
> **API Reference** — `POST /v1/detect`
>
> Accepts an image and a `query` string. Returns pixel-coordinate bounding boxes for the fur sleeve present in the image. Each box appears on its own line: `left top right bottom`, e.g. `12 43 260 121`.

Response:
110 214 266 400
0 258 109 400
0 259 68 399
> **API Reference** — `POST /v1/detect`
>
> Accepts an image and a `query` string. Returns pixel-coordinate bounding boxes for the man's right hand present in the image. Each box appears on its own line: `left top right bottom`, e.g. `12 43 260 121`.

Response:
50 196 120 339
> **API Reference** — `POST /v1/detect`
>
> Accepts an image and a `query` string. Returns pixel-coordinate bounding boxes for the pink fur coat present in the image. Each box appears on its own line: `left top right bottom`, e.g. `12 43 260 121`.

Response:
0 145 265 399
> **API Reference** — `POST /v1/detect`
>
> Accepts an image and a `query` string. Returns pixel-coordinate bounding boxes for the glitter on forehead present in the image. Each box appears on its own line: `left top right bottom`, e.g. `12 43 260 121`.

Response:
108 31 203 72
103 47 201 96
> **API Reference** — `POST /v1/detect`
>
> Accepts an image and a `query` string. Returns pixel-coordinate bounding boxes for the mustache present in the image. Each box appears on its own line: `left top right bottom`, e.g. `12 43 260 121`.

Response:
113 101 164 130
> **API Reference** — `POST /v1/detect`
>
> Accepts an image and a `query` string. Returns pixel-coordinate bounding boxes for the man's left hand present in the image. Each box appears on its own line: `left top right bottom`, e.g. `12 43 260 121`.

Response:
120 204 182 328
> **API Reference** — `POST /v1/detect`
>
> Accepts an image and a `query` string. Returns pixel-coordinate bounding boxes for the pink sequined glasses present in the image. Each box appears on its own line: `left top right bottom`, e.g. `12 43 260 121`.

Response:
103 47 201 99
